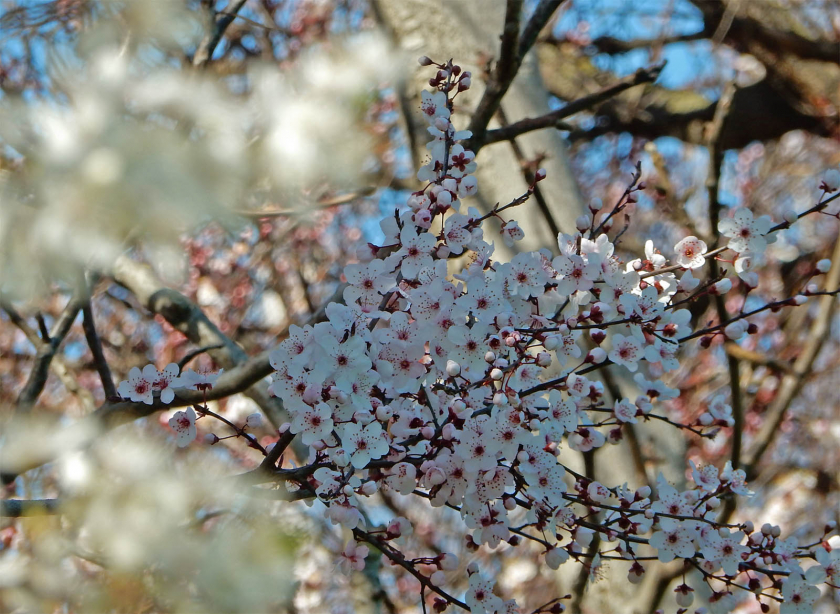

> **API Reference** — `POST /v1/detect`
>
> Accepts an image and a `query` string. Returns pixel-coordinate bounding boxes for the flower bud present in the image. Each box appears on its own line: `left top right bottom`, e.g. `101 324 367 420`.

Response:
545 546 569 570
490 368 504 380
534 168 547 182
430 570 446 585
543 335 560 351
792 294 808 305
484 350 497 363
418 56 434 66
439 553 459 570
586 347 607 363
421 426 435 439
674 584 694 608
503 496 517 511
575 215 592 232
204 433 219 445
361 481 378 495
712 278 732 295
376 404 393 421
783 210 798 224
589 197 603 212
536 352 552 367
816 258 832 273
492 392 508 406
446 360 461 377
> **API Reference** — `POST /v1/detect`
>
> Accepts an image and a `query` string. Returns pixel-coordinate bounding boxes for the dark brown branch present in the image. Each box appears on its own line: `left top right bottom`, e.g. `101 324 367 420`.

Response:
518 0 565 60
483 63 663 146
466 0 525 153
16 294 83 411
192 0 249 68
82 302 117 399
588 30 712 54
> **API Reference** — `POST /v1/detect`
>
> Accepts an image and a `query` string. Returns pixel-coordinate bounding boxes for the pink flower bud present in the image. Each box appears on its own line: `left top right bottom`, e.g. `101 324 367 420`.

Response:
421 426 435 439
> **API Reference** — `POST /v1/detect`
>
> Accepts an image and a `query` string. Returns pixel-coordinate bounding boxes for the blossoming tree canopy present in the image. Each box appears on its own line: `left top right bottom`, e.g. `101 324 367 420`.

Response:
1 4 840 610
101 58 840 613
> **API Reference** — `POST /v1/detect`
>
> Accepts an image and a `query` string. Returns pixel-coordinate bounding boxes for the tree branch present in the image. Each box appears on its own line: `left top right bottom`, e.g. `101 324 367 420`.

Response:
467 0 570 153
483 63 663 146
16 293 83 411
192 0 249 68
81 302 117 399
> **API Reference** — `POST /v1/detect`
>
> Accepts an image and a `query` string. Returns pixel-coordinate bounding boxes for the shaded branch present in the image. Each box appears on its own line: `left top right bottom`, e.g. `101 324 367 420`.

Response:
81 302 117 399
192 0 249 68
16 294 83 411
468 0 569 153
483 63 664 146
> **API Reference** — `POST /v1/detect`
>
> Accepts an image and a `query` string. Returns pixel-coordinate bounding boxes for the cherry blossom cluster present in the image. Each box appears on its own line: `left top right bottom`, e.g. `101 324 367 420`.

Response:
134 59 840 612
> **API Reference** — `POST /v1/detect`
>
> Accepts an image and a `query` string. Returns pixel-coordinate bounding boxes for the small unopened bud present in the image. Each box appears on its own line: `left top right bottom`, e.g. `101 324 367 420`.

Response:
761 523 773 535
439 553 459 570
792 294 808 305
674 584 694 608
204 433 219 445
536 352 552 367
376 404 393 421
418 56 434 66
490 368 504 381
816 258 832 273
712 278 732 295
575 215 592 232
589 197 603 212
771 525 781 537
421 426 436 439
503 496 517 511
545 547 569 570
484 350 497 363
535 168 547 182
446 360 461 377
586 347 607 363
783 210 798 224
591 330 606 344
543 335 559 351
361 481 378 495
700 336 713 348
245 413 262 429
